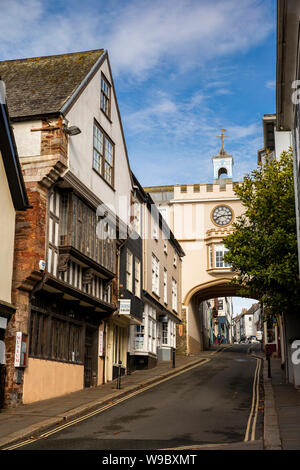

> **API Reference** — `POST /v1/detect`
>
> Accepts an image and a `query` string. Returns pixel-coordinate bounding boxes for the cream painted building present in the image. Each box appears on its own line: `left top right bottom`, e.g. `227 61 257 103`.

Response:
128 192 184 368
146 138 244 354
0 89 29 408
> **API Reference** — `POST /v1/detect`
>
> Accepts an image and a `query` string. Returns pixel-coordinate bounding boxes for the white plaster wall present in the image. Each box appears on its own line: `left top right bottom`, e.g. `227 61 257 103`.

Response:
0 152 15 304
275 130 292 160
65 57 132 223
12 120 42 157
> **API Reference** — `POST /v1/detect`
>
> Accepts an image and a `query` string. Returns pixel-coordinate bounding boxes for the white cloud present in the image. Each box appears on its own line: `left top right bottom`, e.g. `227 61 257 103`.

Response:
0 0 274 80
266 80 276 90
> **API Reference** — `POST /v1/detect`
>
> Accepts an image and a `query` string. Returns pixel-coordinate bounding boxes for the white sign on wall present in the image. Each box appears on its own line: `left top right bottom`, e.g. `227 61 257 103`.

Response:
99 330 105 357
14 332 22 367
119 299 131 315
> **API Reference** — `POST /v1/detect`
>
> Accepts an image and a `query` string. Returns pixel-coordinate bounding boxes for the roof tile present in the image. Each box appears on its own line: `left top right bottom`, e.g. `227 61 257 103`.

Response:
0 49 104 119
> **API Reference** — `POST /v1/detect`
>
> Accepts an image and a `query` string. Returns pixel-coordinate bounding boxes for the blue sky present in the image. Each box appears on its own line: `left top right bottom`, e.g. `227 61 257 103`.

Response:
1 1 274 313
1 0 276 187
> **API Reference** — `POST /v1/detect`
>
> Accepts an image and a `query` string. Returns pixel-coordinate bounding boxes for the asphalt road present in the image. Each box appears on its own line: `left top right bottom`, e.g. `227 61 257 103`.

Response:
15 344 263 450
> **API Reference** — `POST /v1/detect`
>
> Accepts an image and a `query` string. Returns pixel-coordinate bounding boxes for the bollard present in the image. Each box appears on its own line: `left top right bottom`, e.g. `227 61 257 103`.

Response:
117 360 122 389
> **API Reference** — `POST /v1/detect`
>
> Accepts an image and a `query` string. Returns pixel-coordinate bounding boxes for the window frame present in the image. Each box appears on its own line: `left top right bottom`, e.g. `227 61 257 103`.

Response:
172 278 178 312
126 250 133 292
29 308 84 364
134 258 141 298
100 73 111 119
93 120 115 188
151 254 160 297
163 268 168 305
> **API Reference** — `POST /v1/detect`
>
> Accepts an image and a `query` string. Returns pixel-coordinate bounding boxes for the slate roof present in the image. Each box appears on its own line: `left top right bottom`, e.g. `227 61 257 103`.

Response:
0 49 105 119
246 303 260 315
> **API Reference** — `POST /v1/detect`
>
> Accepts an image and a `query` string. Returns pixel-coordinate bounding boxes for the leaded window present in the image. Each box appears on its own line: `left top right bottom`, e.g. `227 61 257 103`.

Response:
93 122 114 186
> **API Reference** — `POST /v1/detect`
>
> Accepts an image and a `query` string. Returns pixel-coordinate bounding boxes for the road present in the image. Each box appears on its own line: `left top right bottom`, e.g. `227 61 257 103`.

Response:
13 344 263 450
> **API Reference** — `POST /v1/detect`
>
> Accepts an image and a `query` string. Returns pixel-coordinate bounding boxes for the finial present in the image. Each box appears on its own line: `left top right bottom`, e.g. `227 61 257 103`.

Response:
216 129 228 154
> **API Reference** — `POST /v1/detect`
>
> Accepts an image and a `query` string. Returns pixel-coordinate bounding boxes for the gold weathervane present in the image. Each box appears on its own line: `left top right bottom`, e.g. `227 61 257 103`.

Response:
216 129 228 153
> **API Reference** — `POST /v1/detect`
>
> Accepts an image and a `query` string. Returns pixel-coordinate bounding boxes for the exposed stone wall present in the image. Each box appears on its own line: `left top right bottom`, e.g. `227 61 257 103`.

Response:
4 118 68 407
176 307 188 355
4 185 47 407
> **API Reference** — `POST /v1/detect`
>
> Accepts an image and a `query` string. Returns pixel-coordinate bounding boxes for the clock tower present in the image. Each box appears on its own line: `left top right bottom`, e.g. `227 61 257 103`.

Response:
212 129 233 182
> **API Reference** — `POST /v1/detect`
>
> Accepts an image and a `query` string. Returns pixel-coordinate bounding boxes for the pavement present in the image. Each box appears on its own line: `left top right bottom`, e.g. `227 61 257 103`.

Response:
0 345 299 451
264 356 300 450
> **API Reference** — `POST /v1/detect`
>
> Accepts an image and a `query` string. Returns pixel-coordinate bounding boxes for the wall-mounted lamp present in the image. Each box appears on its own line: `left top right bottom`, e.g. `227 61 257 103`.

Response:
64 125 81 136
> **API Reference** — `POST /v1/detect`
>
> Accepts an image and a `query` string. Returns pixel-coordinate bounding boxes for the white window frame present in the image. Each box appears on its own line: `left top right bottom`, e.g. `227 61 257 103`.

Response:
162 322 168 345
134 315 145 351
172 278 178 312
209 245 213 269
163 269 168 304
152 254 160 296
215 243 231 268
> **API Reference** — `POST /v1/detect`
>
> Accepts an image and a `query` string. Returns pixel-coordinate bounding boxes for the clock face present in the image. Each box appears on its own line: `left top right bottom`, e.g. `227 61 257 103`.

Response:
212 205 233 226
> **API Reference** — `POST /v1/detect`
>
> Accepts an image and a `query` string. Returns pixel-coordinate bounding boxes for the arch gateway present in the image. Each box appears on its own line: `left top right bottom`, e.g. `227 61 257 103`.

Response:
145 138 245 354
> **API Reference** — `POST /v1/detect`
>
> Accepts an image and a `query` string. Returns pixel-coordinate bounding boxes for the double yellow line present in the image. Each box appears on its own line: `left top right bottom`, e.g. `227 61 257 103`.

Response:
4 358 211 450
244 357 262 442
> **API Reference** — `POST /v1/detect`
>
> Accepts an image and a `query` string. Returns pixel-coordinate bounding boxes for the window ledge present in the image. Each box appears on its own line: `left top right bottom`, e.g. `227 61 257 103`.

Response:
207 267 232 273
152 291 160 300
92 168 115 191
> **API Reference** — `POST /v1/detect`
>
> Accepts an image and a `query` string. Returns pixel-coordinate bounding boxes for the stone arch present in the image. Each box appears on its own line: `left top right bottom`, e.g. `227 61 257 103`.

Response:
184 278 239 307
182 278 254 355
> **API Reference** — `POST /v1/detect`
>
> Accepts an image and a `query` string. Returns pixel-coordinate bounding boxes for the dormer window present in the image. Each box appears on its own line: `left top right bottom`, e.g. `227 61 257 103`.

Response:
101 74 111 118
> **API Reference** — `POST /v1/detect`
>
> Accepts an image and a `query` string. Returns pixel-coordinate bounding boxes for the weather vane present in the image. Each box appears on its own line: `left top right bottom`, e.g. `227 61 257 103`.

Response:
217 128 228 153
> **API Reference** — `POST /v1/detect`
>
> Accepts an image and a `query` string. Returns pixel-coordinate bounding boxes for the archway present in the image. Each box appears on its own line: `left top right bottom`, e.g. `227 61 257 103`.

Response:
180 279 259 355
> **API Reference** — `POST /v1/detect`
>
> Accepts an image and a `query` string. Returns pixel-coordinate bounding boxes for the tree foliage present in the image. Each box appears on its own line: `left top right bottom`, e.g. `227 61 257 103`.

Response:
224 149 300 315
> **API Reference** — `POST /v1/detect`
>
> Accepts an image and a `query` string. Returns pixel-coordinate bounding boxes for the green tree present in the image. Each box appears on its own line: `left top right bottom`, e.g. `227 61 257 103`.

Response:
224 149 300 315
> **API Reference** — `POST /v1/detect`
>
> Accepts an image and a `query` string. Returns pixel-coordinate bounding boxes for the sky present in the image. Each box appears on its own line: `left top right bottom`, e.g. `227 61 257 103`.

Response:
0 0 276 187
232 297 257 317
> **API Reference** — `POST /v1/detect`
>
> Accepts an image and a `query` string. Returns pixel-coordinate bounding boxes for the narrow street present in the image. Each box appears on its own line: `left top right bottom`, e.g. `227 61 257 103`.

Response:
13 345 263 451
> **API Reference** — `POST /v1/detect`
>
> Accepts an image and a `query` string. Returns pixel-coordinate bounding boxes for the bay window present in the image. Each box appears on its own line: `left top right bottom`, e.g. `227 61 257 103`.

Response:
208 243 231 269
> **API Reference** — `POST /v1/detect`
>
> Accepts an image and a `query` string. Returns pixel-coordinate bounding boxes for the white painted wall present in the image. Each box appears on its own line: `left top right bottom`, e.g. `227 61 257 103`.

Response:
65 57 132 223
275 130 292 160
0 151 16 304
12 120 42 158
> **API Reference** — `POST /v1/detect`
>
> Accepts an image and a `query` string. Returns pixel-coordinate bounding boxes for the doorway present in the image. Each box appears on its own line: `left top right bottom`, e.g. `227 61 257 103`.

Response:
84 326 97 388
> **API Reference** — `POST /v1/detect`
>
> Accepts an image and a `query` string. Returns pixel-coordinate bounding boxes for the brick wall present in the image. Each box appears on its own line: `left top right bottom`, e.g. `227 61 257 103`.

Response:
4 118 68 407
